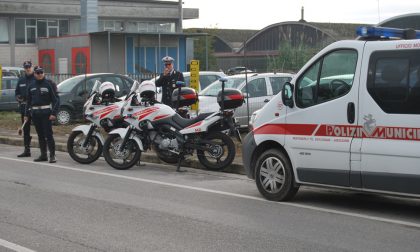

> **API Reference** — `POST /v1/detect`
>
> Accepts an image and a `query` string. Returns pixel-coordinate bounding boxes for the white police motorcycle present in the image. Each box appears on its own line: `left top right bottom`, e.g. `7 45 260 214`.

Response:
102 78 243 171
67 80 127 164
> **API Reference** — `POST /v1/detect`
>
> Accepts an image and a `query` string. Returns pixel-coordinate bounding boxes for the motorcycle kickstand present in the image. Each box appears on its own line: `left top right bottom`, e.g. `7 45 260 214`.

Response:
176 153 186 172
136 153 145 167
136 159 146 167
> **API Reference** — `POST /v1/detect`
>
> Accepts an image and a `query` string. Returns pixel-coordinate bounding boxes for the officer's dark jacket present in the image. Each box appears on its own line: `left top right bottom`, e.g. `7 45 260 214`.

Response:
15 73 35 102
155 70 184 106
25 78 60 116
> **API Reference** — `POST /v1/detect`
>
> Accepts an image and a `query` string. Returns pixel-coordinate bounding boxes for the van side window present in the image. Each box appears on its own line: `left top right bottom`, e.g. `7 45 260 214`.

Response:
367 50 420 114
296 49 357 108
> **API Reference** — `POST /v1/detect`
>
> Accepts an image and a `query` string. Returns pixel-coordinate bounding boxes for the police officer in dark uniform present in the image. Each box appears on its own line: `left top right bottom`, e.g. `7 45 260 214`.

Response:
15 61 35 157
155 56 184 106
24 66 60 163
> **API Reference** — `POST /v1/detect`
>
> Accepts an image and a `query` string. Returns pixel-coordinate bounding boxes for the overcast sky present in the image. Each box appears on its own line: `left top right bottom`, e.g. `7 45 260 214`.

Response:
182 0 420 30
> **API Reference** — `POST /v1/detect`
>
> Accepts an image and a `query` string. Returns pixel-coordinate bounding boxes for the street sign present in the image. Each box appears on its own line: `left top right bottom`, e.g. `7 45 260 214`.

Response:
190 60 199 111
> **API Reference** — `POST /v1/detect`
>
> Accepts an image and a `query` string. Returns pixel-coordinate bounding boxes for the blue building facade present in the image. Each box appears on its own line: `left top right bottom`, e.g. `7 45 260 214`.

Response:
125 35 187 75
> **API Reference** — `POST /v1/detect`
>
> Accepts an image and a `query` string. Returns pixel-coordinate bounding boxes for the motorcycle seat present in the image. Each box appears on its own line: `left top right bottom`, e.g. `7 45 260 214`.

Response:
172 112 214 129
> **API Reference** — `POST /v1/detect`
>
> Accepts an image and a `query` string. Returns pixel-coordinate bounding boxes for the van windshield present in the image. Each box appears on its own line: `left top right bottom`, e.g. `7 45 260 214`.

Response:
199 78 245 96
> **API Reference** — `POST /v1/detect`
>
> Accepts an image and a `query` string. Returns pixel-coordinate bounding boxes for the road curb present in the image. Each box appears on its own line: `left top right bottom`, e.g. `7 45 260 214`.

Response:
0 135 245 175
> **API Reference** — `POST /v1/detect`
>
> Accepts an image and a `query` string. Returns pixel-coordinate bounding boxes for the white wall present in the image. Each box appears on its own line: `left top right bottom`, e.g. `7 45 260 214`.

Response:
15 45 38 66
0 45 11 66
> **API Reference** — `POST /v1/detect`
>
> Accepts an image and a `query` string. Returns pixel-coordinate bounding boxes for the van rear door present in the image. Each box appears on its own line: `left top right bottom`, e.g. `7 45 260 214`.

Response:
358 41 420 195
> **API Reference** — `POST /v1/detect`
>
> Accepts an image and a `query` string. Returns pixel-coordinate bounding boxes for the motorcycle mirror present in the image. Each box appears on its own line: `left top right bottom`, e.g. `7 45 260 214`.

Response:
219 77 228 83
176 81 185 87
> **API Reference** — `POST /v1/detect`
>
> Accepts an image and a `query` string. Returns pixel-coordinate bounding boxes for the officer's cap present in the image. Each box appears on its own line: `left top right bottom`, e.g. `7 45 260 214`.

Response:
34 66 44 74
23 61 32 68
162 56 174 64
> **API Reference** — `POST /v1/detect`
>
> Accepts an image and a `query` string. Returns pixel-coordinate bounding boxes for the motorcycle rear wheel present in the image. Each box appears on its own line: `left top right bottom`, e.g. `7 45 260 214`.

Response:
103 134 141 170
197 132 236 171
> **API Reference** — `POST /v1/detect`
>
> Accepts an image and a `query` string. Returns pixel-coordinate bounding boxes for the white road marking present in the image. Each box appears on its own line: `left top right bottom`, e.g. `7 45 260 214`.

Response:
1 156 420 229
0 238 36 252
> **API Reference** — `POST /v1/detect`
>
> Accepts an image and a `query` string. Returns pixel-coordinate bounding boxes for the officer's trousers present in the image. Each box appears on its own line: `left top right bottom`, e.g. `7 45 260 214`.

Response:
31 109 55 155
19 104 31 147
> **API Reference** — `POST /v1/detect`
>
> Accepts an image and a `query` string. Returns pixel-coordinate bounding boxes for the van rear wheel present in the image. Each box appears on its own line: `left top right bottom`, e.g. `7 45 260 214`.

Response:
255 149 299 201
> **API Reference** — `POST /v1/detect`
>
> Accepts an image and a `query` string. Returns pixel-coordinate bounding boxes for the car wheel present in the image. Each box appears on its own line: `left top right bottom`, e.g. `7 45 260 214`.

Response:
57 108 72 125
255 149 299 201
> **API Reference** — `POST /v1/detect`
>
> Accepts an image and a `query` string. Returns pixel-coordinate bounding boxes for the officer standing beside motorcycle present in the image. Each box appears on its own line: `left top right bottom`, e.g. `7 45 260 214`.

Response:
15 61 35 157
155 56 184 106
24 66 59 163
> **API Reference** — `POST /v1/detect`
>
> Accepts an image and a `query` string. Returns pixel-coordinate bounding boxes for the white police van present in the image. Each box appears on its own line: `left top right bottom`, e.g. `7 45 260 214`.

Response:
243 27 420 201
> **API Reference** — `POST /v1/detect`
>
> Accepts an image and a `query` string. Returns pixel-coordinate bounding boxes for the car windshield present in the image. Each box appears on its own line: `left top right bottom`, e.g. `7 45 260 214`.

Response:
199 78 245 96
57 76 85 93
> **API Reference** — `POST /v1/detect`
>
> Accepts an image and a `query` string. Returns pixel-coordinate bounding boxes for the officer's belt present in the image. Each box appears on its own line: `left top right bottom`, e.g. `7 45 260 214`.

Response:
31 105 51 110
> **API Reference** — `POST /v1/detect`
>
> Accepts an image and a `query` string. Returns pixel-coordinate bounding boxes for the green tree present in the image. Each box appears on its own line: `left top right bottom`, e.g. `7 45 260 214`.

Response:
192 30 218 71
268 41 320 73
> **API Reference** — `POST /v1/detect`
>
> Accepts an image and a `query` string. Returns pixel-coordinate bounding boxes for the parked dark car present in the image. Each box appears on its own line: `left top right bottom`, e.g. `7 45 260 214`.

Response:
0 76 19 111
57 73 134 125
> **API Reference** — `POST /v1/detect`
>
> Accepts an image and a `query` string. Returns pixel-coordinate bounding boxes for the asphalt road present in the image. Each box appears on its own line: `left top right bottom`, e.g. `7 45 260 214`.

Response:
0 144 420 252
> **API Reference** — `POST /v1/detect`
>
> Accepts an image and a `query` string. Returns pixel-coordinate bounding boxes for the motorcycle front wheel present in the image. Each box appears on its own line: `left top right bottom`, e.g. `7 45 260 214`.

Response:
197 132 236 171
67 131 103 164
103 134 141 170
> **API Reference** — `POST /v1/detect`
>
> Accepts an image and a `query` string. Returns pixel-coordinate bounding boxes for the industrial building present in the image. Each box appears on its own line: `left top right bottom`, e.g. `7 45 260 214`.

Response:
0 0 199 75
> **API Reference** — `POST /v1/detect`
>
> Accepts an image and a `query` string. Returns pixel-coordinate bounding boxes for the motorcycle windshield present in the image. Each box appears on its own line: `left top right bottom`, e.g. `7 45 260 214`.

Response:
129 81 140 96
90 80 101 97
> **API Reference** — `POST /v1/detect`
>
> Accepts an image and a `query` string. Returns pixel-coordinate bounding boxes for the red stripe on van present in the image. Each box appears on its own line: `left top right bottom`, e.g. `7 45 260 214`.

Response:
254 124 318 135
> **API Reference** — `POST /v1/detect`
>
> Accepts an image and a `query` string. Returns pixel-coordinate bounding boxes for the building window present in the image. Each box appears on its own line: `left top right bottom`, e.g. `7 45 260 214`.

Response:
125 22 138 32
0 18 9 44
97 20 176 33
104 20 115 31
15 18 69 44
138 22 147 32
59 20 69 36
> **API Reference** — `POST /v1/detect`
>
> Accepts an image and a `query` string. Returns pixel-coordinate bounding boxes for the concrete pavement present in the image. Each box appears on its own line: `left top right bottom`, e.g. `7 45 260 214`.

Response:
0 144 420 251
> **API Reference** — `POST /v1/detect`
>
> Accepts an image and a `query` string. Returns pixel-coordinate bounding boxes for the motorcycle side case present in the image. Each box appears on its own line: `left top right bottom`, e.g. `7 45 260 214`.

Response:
172 87 198 107
217 88 244 109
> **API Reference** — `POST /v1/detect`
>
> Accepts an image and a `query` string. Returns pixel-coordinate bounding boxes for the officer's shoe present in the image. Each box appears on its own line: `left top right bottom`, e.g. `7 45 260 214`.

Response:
49 155 57 163
34 154 48 162
17 148 31 158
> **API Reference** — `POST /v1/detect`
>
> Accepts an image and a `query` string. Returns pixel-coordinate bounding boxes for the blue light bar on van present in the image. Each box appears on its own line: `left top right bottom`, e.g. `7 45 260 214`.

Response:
356 26 420 39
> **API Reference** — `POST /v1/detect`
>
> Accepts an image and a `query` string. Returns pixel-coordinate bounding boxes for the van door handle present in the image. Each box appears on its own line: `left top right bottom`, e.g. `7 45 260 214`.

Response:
264 99 270 103
347 102 355 124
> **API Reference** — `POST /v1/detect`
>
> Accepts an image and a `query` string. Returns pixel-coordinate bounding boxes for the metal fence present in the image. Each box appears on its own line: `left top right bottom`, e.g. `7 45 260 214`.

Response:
45 73 159 84
45 72 269 129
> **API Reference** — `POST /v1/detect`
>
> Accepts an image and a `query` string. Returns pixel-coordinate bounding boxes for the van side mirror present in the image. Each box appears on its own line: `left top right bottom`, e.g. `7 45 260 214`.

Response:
282 82 294 108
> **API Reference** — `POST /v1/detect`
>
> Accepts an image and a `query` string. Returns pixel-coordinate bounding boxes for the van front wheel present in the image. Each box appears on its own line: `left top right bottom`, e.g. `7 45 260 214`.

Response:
255 149 299 201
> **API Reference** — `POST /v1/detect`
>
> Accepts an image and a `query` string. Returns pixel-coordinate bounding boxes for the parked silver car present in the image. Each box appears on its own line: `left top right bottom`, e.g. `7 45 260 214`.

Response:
198 73 293 127
0 76 19 111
